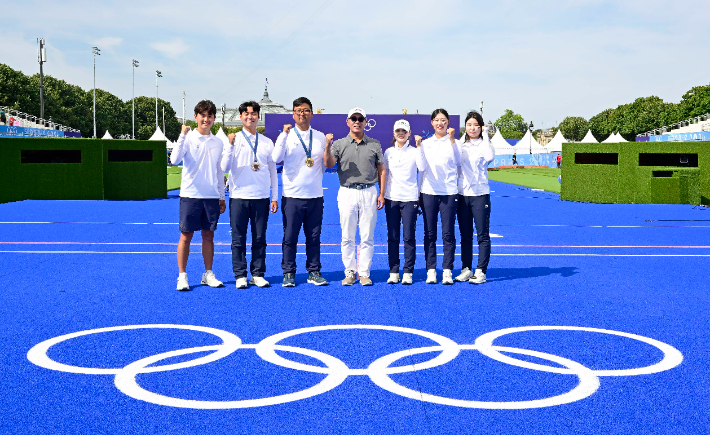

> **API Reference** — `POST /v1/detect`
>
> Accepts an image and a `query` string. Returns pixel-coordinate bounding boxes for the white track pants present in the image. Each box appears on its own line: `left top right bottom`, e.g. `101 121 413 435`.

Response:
338 185 378 277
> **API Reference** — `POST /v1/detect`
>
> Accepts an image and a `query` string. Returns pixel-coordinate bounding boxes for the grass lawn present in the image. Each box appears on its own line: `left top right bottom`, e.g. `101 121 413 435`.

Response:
167 166 182 191
487 167 561 193
167 166 562 193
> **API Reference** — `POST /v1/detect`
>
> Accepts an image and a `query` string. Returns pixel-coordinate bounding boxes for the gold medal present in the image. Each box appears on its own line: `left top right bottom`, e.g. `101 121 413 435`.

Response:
251 162 261 171
305 157 314 167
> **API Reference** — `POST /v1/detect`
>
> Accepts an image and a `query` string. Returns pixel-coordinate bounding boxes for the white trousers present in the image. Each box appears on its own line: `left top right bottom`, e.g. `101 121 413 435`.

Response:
337 185 378 277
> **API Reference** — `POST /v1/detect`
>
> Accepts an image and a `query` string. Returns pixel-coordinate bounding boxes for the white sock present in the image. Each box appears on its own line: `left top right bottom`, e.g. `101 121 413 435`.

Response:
179 272 187 279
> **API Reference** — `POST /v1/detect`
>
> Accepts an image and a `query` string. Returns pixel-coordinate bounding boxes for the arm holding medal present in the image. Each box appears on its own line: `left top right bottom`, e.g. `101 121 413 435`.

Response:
323 133 336 168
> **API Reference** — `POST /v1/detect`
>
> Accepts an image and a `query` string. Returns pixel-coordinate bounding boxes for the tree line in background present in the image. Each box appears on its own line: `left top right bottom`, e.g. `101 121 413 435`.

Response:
0 63 181 140
494 84 710 142
4 62 710 143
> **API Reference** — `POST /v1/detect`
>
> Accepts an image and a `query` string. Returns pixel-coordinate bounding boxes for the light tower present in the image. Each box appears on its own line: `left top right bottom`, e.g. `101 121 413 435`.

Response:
37 38 47 122
132 59 139 139
92 46 100 138
155 70 162 130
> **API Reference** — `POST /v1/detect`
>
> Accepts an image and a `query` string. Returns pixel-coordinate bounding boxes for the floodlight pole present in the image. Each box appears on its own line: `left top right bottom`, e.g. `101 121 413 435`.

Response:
92 46 100 138
182 91 185 125
38 38 46 122
162 106 165 139
155 70 162 130
132 59 139 139
480 100 483 119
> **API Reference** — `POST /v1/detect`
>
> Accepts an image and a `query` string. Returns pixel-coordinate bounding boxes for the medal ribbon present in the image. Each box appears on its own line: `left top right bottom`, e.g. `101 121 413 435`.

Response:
294 128 313 160
241 130 259 162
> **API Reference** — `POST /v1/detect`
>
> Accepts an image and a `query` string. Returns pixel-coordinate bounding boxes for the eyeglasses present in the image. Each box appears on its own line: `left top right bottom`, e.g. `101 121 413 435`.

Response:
294 109 312 115
349 116 365 123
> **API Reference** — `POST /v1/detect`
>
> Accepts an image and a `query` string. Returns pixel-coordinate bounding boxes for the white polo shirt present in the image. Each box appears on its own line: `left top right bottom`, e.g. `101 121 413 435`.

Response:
171 129 225 200
457 135 495 196
272 126 326 199
384 142 426 202
221 131 278 201
419 134 461 196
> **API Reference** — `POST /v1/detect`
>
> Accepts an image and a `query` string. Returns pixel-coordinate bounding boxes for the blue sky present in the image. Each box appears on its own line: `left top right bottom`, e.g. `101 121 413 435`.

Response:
2 0 709 128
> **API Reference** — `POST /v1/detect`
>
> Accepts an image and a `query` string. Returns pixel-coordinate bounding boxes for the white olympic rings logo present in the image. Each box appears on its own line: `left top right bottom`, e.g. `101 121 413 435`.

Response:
27 324 683 410
364 118 376 131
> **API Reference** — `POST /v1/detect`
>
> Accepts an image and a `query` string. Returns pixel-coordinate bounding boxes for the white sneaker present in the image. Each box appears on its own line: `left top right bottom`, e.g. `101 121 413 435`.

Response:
387 273 400 284
176 275 190 291
402 273 413 285
235 277 248 289
201 270 223 287
455 267 473 282
426 269 437 284
249 276 270 287
442 269 453 285
469 269 487 284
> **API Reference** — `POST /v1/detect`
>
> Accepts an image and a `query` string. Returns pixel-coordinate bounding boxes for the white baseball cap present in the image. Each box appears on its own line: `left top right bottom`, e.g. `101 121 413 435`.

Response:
393 119 410 131
347 107 367 119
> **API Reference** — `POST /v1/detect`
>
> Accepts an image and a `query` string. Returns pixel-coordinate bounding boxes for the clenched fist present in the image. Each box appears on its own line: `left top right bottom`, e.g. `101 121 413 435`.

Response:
181 125 191 135
447 128 456 144
325 133 334 145
228 133 236 146
414 135 422 147
283 124 292 134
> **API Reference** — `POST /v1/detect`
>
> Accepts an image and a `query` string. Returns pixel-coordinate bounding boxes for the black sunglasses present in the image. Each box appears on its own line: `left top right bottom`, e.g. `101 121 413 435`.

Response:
349 116 366 123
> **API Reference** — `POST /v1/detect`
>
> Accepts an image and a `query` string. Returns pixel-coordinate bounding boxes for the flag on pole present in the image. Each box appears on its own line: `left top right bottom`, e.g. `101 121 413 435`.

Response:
266 78 269 85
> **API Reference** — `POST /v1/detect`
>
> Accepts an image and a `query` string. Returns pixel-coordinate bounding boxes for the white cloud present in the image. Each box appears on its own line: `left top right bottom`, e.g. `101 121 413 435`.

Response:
150 38 189 59
91 37 122 49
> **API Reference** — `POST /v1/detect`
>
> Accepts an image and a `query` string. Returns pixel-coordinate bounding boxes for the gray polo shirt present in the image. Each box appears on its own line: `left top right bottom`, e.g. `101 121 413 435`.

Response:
331 134 384 186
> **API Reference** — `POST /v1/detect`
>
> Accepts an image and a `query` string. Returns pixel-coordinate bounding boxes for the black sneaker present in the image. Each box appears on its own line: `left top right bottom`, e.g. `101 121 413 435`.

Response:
282 273 295 287
307 271 328 286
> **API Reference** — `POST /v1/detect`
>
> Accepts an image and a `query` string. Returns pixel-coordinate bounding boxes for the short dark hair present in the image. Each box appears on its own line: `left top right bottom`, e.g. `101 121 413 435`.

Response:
194 100 217 117
293 97 313 110
464 110 484 141
431 108 449 121
239 101 261 116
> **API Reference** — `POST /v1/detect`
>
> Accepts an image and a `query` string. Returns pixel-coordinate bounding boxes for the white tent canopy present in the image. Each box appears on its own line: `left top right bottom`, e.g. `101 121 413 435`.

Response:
215 128 230 147
149 126 174 149
581 129 599 143
613 132 628 142
491 130 515 155
512 130 547 155
101 130 113 139
545 130 567 153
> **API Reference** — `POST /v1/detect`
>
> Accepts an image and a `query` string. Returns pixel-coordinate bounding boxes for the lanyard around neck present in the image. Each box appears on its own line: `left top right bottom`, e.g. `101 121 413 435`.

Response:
294 128 313 159
241 130 259 162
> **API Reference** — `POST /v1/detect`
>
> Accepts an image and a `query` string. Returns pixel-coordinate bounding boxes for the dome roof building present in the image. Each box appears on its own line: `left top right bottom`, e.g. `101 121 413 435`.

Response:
221 85 290 127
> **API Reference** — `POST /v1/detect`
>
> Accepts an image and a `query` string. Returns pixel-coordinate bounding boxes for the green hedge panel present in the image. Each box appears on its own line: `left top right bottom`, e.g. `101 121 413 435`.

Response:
0 137 166 203
102 139 167 200
561 142 708 205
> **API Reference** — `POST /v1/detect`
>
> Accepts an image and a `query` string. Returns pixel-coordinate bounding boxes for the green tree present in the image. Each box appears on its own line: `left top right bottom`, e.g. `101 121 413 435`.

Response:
558 116 588 142
129 97 181 141
494 109 526 139
678 83 710 119
588 108 614 142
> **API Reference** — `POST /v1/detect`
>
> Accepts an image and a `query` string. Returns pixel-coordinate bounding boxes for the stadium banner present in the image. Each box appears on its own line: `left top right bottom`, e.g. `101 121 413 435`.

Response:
647 132 710 142
0 125 67 138
491 153 559 168
265 114 460 154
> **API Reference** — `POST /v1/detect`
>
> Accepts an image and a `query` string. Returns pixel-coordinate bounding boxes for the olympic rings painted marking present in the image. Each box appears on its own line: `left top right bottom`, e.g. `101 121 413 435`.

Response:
26 324 241 375
364 118 376 131
27 324 683 410
255 324 460 375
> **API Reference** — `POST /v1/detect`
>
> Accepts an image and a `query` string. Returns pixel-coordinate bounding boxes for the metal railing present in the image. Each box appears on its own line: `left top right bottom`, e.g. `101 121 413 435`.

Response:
638 111 710 137
0 105 81 133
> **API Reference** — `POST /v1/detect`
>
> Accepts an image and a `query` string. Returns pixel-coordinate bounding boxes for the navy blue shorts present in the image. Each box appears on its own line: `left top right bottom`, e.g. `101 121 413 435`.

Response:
179 198 221 232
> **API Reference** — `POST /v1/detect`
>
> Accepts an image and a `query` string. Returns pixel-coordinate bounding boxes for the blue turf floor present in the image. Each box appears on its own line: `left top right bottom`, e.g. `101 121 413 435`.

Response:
1 174 709 434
